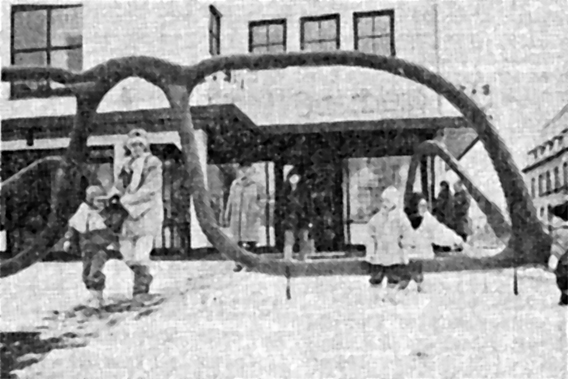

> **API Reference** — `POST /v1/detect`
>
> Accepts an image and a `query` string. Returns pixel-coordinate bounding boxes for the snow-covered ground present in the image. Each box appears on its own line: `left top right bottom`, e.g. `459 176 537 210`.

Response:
1 259 566 379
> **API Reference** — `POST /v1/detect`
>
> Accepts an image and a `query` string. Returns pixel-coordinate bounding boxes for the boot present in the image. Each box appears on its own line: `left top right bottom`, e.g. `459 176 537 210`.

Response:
416 282 425 293
131 265 154 298
560 292 568 306
86 289 104 309
233 264 244 272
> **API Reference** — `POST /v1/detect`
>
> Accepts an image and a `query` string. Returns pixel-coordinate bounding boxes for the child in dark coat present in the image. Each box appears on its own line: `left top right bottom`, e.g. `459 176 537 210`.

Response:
548 202 568 306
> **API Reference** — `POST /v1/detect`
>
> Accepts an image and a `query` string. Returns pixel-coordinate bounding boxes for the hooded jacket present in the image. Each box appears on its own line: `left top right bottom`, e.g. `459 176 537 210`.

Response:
365 186 413 266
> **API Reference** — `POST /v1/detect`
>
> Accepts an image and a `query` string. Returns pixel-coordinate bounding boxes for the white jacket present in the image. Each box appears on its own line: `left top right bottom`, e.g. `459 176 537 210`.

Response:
407 212 463 260
365 205 414 266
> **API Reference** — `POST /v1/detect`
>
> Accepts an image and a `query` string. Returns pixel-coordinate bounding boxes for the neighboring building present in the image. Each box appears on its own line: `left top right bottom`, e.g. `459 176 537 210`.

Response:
522 104 568 224
2 0 567 254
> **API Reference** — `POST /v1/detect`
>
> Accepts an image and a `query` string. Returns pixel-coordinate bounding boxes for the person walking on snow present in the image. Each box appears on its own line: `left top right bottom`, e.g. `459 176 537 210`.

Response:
107 128 164 304
365 186 414 303
62 185 119 308
405 192 465 293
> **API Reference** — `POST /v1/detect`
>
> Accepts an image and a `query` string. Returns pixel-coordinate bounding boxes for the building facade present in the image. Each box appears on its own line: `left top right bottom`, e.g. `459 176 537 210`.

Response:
2 0 567 253
522 105 568 224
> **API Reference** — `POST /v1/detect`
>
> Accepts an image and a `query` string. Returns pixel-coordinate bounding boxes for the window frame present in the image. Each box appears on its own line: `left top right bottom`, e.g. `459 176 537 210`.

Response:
209 5 222 56
564 162 568 188
545 170 551 194
10 3 83 100
299 13 341 51
353 9 396 56
248 18 287 54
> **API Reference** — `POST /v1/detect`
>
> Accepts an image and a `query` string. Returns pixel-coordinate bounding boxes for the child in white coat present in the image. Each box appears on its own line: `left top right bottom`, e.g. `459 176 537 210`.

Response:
405 193 464 292
365 186 414 303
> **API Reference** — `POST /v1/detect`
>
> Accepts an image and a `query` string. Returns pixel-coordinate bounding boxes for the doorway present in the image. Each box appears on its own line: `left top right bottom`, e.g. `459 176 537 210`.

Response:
275 158 344 253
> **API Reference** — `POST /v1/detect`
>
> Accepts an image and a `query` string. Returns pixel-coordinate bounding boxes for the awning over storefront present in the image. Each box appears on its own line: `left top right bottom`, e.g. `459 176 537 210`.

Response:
0 103 259 144
1 106 476 165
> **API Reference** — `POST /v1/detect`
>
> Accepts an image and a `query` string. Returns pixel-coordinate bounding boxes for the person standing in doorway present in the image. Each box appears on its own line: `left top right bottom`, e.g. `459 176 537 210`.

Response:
452 180 472 242
432 181 454 254
224 162 263 272
108 128 164 304
433 181 453 228
282 166 315 261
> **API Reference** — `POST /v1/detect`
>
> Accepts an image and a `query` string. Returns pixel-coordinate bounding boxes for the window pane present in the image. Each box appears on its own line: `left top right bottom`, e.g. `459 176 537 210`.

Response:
51 48 82 72
303 21 319 42
251 45 268 54
252 25 268 45
13 10 47 49
320 19 337 40
51 7 83 47
14 51 47 66
357 38 373 53
357 17 373 38
373 15 391 35
372 37 391 55
268 24 283 44
209 34 219 55
320 40 337 51
304 41 336 52
267 44 285 53
302 42 319 52
209 12 219 33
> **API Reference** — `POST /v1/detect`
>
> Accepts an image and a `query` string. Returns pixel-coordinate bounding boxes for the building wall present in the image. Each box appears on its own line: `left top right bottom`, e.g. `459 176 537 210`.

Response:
438 0 568 230
0 0 226 120
211 0 443 125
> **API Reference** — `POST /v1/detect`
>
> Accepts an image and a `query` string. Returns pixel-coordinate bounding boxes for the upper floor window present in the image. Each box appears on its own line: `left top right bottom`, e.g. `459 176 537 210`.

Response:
564 162 568 187
538 174 544 196
353 10 395 56
10 4 82 99
209 6 222 56
554 166 560 190
545 171 551 194
530 177 536 198
300 14 340 52
249 19 286 53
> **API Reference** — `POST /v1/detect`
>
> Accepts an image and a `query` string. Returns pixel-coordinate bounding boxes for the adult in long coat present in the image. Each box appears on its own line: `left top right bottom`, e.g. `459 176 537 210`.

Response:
433 181 453 227
452 181 472 241
109 128 164 300
225 163 262 245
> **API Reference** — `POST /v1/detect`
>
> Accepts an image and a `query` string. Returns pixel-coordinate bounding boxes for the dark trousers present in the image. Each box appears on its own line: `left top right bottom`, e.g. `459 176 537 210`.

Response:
368 261 423 289
79 229 116 292
234 241 257 270
555 253 568 306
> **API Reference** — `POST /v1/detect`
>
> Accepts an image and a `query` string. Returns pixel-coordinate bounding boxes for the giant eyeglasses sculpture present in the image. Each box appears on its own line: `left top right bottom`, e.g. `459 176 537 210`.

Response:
0 52 552 283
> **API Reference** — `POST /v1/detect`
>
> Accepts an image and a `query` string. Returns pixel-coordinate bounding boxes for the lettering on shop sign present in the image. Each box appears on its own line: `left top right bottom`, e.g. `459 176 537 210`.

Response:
292 88 428 119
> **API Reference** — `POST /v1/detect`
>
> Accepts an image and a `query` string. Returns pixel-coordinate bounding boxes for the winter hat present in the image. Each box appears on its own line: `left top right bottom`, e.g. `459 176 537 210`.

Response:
85 185 107 204
125 128 150 151
381 186 400 206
